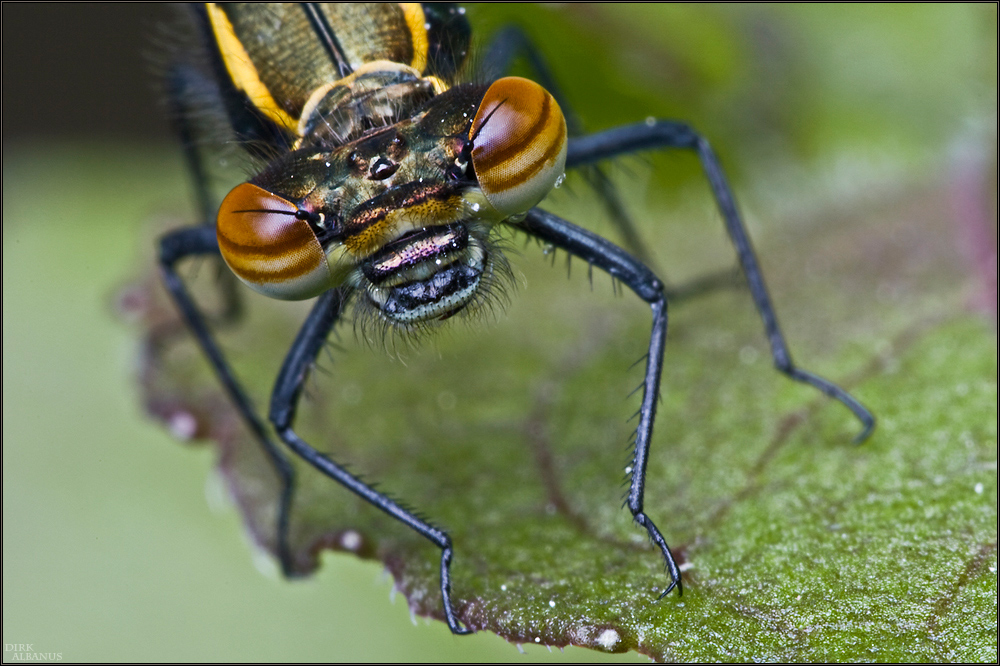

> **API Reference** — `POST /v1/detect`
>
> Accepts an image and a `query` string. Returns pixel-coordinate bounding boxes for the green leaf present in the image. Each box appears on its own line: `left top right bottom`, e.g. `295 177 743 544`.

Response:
122 4 997 660
4 4 994 663
127 159 996 659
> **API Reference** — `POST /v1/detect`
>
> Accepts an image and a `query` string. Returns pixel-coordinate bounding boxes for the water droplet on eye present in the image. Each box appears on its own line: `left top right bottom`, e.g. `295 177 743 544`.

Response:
554 173 566 188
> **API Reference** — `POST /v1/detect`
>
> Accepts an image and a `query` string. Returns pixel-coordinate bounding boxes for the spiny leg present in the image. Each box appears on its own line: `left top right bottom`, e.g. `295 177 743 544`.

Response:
481 25 656 268
520 208 681 597
164 61 244 324
267 288 472 635
160 63 296 574
567 122 876 441
158 226 298 576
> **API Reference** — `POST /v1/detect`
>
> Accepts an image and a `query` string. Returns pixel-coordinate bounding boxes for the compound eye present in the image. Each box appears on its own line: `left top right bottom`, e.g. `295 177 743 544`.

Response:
216 183 334 300
470 76 567 218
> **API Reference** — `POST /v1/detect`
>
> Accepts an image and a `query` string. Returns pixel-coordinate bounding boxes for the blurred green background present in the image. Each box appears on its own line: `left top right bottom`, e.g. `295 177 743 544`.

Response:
3 4 996 662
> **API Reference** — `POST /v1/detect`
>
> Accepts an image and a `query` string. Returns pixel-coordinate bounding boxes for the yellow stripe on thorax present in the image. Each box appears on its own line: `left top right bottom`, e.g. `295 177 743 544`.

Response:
205 3 299 134
399 3 428 74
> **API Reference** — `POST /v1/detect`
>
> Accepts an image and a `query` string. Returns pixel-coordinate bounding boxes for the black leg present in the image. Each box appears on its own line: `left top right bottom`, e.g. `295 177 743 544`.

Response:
479 27 575 129
160 61 297 575
567 121 876 441
481 26 656 267
266 288 473 635
520 208 681 597
165 61 244 325
165 63 216 224
157 225 298 577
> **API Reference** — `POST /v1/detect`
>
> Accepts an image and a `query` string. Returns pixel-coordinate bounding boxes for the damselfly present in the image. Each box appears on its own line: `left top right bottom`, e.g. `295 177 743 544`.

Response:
156 3 874 634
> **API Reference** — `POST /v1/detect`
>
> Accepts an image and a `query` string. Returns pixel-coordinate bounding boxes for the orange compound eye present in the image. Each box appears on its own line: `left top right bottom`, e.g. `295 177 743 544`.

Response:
216 183 334 300
470 76 567 219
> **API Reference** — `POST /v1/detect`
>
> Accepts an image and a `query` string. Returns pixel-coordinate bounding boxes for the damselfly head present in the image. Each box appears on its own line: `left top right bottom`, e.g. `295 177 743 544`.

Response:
216 77 564 338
